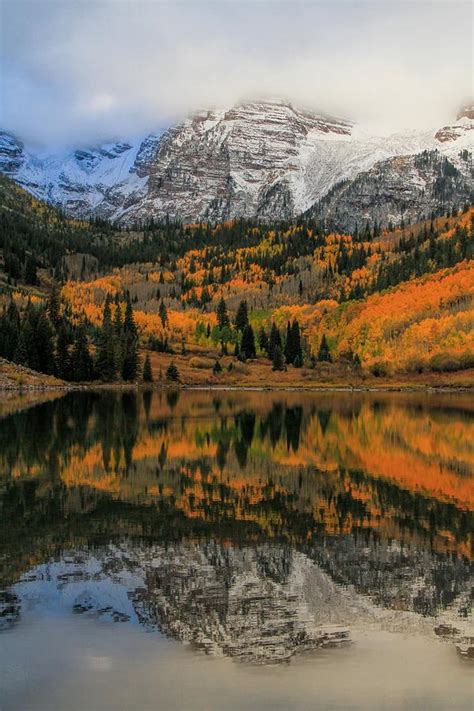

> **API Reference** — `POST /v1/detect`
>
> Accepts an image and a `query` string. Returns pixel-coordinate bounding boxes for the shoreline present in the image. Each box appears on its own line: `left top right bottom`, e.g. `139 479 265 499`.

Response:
1 381 473 394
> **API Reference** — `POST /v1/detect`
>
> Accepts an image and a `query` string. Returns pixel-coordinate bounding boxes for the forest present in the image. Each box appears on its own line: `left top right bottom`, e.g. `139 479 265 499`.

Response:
0 175 472 385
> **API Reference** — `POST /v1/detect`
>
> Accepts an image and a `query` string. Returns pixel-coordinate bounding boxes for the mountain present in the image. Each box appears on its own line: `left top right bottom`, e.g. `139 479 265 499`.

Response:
1 100 472 227
311 149 473 232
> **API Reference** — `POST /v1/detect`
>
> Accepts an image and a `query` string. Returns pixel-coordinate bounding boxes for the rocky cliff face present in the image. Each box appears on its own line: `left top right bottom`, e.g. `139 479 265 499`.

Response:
311 149 473 232
3 538 471 662
1 100 472 228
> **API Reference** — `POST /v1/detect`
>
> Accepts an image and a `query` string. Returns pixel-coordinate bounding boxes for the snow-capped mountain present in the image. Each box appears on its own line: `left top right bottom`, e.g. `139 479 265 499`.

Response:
0 100 472 227
4 539 471 663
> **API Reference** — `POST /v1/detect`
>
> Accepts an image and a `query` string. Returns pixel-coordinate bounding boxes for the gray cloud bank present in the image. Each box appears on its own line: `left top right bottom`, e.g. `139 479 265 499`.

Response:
1 0 472 147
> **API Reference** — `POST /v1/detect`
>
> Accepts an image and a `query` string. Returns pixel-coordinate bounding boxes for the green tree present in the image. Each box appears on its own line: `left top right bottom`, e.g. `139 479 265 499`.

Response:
56 324 71 380
216 297 230 329
24 256 37 285
268 322 282 361
72 325 94 382
143 353 153 382
122 296 139 381
47 285 61 327
166 362 180 382
96 296 116 381
272 345 285 371
235 300 249 331
159 300 168 328
288 319 303 367
317 333 332 362
258 326 269 355
240 324 256 360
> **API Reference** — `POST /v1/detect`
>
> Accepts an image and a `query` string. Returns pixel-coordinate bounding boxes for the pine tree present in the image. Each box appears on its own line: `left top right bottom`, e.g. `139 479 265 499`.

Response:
216 297 230 329
35 311 56 375
143 353 153 382
96 296 116 381
258 326 269 354
166 362 180 382
159 300 168 327
113 300 124 374
291 320 303 367
56 324 71 380
72 325 93 382
122 296 139 381
235 300 249 331
317 333 332 362
240 324 256 360
272 345 285 371
47 285 61 327
284 321 294 364
268 323 282 360
24 256 37 285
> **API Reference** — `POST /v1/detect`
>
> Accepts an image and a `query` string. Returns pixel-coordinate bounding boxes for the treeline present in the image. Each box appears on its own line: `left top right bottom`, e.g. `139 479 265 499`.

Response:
195 297 332 372
0 289 141 383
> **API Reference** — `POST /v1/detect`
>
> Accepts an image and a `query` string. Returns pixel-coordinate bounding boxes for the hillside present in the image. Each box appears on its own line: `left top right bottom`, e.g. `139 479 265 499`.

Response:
0 175 472 388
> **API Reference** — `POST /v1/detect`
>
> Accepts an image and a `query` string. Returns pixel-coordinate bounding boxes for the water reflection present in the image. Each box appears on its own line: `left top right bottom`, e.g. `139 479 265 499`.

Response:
0 390 473 665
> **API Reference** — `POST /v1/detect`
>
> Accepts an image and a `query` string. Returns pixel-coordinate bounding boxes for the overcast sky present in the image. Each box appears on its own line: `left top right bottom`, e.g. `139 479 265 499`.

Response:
1 0 472 147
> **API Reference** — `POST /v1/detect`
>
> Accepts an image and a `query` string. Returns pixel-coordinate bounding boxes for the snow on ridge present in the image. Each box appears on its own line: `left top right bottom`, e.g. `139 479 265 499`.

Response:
0 103 472 223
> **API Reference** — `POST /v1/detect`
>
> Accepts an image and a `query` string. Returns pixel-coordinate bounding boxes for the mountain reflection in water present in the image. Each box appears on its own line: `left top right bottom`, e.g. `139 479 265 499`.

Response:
0 390 472 667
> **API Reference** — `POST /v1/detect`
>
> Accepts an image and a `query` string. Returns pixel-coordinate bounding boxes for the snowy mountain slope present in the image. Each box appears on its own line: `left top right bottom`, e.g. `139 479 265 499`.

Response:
0 100 472 226
311 149 474 231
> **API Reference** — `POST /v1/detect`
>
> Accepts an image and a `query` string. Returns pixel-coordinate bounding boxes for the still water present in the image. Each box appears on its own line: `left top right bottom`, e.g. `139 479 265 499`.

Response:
0 390 473 710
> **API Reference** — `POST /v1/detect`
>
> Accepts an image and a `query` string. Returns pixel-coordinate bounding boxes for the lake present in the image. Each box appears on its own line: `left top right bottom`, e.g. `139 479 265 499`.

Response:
0 390 473 710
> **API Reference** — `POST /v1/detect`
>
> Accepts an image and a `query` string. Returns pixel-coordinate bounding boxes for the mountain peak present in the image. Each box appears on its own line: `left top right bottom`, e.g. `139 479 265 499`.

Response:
457 103 474 121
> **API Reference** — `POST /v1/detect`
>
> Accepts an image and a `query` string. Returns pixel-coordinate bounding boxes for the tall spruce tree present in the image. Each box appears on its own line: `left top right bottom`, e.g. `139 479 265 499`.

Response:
258 326 269 355
143 353 153 382
159 300 168 328
216 297 230 329
96 296 116 381
240 324 256 360
317 333 332 362
47 285 61 327
284 321 293 365
272 345 285 371
268 322 282 361
235 300 249 331
291 319 303 367
72 325 93 382
56 324 71 380
122 296 139 381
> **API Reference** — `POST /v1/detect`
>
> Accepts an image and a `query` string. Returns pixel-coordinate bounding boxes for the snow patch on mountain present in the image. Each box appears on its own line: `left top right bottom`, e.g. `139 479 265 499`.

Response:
0 100 472 225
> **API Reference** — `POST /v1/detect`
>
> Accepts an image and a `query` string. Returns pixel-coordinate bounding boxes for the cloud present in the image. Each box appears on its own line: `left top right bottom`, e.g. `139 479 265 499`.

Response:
0 0 472 147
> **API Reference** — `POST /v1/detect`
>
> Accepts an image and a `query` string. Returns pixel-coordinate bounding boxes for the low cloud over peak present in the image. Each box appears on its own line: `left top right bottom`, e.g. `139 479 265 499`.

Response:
1 0 472 147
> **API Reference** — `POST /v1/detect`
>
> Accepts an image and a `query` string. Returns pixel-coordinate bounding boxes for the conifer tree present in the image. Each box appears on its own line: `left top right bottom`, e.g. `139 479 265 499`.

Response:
122 296 139 381
284 321 293 364
317 333 332 362
47 285 61 327
290 320 303 367
258 326 269 354
272 345 285 371
235 300 249 331
143 353 153 382
166 362 180 382
216 297 230 329
240 324 256 360
72 325 93 382
35 311 56 375
56 324 71 380
96 296 116 381
159 300 168 328
24 256 37 285
268 322 282 361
